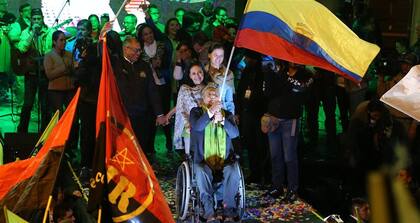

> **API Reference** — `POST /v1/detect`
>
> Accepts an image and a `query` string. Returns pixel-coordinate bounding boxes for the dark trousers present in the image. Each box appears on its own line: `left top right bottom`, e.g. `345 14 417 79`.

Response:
195 162 241 219
130 112 154 155
18 75 48 132
306 82 336 145
268 119 299 192
47 90 74 116
79 100 96 169
240 111 270 182
150 84 172 151
336 86 350 132
49 89 79 164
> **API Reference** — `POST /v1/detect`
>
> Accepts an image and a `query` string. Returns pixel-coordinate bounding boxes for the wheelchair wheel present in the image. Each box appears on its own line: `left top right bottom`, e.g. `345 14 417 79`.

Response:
176 161 191 220
236 163 246 218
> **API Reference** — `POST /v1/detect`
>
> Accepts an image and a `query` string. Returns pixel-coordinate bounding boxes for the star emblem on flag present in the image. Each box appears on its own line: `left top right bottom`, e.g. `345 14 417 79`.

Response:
111 147 135 171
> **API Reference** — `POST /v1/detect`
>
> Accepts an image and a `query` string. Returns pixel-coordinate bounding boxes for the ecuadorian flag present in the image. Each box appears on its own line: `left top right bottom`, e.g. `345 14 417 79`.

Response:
235 0 380 82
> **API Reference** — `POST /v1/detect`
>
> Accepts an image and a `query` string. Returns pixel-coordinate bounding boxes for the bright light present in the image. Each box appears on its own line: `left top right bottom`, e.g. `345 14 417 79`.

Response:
41 0 121 31
124 0 150 24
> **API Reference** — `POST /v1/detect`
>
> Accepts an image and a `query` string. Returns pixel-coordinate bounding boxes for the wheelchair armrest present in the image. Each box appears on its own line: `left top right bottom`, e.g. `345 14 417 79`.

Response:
225 153 240 166
230 153 240 162
234 154 240 161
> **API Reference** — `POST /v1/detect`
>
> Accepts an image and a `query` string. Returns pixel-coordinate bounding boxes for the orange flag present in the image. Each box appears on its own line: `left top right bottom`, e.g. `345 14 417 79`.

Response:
0 89 80 222
88 39 174 222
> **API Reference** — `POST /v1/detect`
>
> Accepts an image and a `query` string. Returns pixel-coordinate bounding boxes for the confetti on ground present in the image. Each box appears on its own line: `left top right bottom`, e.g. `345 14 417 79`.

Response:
151 147 323 223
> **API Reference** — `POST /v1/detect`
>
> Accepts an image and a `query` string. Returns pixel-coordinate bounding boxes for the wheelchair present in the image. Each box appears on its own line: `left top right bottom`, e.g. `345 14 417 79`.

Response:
175 155 246 222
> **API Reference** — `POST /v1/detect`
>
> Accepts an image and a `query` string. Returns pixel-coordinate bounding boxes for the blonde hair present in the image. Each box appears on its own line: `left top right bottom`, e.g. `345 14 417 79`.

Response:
201 82 219 97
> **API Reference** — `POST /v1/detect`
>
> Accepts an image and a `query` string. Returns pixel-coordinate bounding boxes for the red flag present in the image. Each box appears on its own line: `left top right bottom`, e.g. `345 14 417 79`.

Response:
88 39 174 222
0 89 80 221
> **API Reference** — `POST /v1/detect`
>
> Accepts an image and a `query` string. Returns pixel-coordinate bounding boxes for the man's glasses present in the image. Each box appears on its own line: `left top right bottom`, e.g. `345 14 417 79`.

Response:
127 46 141 53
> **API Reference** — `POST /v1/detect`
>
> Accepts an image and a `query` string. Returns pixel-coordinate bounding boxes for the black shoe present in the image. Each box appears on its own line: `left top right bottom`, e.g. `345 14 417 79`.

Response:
264 188 284 198
282 190 298 203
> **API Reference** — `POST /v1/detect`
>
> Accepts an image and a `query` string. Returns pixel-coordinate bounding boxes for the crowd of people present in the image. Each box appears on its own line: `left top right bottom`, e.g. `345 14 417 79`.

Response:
1 0 420 222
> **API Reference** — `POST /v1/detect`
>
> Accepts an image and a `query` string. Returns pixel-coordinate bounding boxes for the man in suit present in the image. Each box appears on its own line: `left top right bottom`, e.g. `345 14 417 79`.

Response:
190 83 240 223
115 36 167 156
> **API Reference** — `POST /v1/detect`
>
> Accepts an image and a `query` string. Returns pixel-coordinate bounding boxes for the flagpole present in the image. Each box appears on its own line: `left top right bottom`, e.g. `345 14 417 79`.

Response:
97 207 102 223
67 161 89 202
114 0 129 20
42 195 53 223
242 0 252 15
310 210 324 222
219 46 236 101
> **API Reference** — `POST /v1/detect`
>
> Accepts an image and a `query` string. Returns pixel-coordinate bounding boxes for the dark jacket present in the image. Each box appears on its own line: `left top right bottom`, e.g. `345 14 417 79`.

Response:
265 68 312 119
190 107 239 164
73 43 100 104
114 58 163 117
236 64 267 117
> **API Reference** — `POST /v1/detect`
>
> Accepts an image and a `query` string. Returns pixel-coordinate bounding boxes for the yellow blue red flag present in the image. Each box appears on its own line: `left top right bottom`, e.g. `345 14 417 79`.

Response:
234 0 380 82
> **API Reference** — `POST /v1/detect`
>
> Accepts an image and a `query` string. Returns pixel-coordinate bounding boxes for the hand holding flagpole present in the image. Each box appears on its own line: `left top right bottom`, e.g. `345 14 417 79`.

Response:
99 0 129 40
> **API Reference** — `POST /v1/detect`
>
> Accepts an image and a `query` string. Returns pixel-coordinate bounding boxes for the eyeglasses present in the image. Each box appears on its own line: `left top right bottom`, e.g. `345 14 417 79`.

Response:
127 46 141 53
32 17 43 21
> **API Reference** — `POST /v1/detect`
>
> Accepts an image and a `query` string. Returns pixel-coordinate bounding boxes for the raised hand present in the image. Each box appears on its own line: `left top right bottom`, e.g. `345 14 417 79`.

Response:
209 101 222 114
99 21 114 40
214 111 224 123
139 2 150 19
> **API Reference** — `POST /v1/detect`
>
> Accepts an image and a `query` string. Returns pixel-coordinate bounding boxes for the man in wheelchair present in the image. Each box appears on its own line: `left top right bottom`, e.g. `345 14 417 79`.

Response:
189 83 241 223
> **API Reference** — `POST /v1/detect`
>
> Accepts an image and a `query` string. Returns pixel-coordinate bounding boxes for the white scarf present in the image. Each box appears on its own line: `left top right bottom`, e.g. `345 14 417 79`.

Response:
144 40 157 58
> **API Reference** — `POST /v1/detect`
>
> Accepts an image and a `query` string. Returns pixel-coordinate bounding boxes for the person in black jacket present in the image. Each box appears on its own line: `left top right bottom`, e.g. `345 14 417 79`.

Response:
190 83 240 223
306 68 337 148
264 61 313 202
114 36 167 156
235 50 270 184
72 28 100 183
